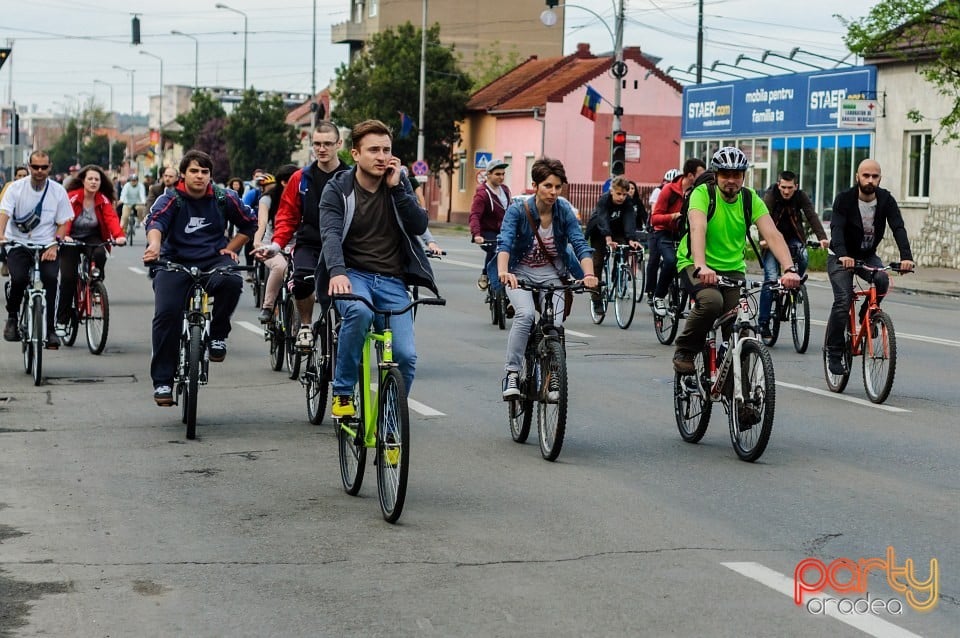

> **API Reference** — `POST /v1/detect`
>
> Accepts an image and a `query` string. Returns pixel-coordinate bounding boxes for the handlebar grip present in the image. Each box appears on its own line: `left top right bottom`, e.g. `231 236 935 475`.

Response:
419 298 447 306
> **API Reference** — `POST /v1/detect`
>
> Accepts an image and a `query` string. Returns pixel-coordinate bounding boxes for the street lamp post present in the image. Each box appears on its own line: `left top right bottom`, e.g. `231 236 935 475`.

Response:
216 3 248 89
541 0 626 173
94 79 114 172
139 50 164 168
113 65 135 174
417 0 427 163
171 30 200 89
735 54 793 74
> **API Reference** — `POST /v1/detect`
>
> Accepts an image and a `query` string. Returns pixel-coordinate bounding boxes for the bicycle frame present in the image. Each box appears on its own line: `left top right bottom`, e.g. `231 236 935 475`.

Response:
340 327 394 449
847 279 881 358
704 284 760 403
178 281 211 387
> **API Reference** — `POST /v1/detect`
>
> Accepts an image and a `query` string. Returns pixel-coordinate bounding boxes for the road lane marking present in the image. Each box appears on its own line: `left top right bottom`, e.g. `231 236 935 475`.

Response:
236 321 263 335
809 319 960 348
128 266 147 275
370 383 445 417
776 381 910 413
722 562 923 638
564 329 595 338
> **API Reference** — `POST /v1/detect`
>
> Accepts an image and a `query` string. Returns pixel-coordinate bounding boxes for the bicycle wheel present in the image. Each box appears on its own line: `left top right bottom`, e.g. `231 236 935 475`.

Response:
633 252 646 304
305 318 332 425
285 297 301 379
508 351 535 443
791 285 811 354
268 306 285 371
654 283 681 345
537 340 567 461
488 290 499 325
729 340 776 462
63 305 80 347
762 296 781 347
124 213 135 246
590 262 608 324
377 367 410 523
613 264 637 330
823 325 852 393
337 363 366 495
862 311 897 404
251 263 264 308
184 324 202 439
85 281 109 355
674 348 711 442
31 300 43 386
496 289 507 330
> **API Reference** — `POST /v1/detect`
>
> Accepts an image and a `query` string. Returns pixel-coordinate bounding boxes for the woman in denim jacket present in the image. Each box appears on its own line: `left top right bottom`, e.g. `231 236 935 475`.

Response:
496 157 596 399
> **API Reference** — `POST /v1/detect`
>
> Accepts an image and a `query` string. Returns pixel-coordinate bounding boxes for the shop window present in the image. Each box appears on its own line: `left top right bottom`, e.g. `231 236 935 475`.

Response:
369 0 378 17
801 136 819 207
457 150 467 192
906 132 932 199
852 134 871 172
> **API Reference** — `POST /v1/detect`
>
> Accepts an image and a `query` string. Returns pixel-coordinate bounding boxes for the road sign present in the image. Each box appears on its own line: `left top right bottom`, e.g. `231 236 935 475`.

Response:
411 160 429 176
474 151 492 170
477 171 487 185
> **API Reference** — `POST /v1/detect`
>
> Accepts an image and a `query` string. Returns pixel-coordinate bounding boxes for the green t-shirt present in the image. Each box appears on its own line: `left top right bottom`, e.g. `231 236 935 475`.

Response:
676 185 768 273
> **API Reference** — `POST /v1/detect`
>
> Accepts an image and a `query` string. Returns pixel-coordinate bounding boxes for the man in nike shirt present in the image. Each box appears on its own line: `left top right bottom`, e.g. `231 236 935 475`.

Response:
143 150 257 406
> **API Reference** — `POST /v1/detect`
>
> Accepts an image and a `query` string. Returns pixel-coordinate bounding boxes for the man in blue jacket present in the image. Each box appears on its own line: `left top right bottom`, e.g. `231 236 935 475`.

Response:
143 150 258 406
320 119 437 418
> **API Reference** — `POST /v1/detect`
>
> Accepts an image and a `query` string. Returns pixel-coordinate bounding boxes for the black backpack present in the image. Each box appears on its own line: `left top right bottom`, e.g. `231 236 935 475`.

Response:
677 170 762 261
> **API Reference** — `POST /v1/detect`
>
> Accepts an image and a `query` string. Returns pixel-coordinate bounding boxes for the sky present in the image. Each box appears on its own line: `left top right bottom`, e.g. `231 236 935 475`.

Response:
1 0 881 117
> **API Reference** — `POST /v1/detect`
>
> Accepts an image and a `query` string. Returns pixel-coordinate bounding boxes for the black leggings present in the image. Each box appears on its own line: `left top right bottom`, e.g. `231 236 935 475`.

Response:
4 247 59 332
58 243 108 324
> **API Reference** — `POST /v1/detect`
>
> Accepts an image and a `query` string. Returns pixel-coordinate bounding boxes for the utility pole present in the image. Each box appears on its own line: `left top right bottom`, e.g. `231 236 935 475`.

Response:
696 0 704 84
416 0 427 163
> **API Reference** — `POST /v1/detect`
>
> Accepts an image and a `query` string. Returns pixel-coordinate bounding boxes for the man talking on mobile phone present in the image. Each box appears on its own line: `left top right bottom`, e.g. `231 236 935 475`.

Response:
320 119 438 418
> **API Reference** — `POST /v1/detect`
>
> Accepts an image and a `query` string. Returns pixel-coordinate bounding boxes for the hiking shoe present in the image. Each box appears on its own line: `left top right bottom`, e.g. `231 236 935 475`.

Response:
154 384 174 407
258 307 273 323
652 297 667 317
827 353 847 376
546 372 561 403
477 273 489 290
331 395 356 418
208 339 227 362
296 325 313 349
502 372 520 400
673 351 696 374
3 316 18 342
45 333 60 350
505 304 515 319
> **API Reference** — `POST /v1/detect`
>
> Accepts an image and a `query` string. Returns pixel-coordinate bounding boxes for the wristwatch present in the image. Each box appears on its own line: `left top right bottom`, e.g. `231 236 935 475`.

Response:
784 265 798 274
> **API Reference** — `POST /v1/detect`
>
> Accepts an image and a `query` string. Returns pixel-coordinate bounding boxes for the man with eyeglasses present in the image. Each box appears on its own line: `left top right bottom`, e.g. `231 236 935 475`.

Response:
254 120 348 349
0 151 74 347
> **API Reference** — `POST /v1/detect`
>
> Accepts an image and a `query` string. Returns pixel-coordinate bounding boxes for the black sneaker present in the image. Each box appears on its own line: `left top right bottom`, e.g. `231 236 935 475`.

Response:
3 316 18 342
673 351 696 374
258 307 273 323
505 304 515 319
154 384 174 407
827 354 847 376
45 333 60 350
759 322 772 339
208 339 227 362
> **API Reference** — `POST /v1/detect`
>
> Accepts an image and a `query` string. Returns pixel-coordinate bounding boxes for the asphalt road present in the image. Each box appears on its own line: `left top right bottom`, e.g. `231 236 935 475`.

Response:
1 240 957 637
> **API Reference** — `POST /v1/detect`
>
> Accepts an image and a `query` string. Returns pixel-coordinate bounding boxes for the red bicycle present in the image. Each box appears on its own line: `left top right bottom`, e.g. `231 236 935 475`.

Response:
61 240 113 355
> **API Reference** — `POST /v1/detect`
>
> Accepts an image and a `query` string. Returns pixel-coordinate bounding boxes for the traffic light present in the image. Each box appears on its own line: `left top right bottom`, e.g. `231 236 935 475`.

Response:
545 0 559 7
12 113 19 145
0 48 10 71
611 130 627 176
131 16 141 45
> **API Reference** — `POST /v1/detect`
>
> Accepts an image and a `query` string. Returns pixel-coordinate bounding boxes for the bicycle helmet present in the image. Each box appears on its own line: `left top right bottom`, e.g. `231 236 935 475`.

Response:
711 146 749 171
259 173 276 186
663 168 681 182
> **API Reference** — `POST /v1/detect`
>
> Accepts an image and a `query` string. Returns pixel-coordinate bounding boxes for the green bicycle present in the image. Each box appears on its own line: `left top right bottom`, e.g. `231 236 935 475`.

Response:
332 291 446 523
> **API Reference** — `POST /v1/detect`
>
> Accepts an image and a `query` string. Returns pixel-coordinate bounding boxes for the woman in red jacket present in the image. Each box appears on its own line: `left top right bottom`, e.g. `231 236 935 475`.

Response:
57 164 127 333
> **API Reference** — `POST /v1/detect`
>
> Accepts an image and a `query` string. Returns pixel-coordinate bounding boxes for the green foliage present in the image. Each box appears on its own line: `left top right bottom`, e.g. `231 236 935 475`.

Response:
331 22 471 175
47 121 81 173
173 91 227 150
841 1 960 143
224 88 300 179
469 41 523 91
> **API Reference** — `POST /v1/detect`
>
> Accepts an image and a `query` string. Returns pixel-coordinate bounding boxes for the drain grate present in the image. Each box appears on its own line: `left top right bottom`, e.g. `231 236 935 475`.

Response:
45 375 137 385
582 353 655 360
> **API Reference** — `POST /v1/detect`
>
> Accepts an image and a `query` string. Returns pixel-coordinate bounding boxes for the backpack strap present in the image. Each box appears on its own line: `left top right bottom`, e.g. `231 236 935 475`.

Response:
741 186 763 262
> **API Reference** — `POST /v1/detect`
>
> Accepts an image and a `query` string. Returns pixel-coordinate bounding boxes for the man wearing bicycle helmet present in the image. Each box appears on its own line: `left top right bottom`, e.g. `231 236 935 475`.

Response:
824 159 913 375
672 146 800 374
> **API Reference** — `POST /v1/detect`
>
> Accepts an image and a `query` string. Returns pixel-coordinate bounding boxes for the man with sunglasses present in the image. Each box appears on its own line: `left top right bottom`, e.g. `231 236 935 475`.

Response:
671 147 801 374
0 151 74 347
254 120 348 350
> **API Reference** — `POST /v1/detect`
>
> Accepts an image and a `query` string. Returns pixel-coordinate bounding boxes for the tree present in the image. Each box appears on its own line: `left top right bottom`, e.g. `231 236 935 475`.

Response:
48 120 81 173
173 91 227 150
224 88 299 178
331 22 472 176
842 1 960 142
469 41 523 91
197 118 231 184
79 135 127 170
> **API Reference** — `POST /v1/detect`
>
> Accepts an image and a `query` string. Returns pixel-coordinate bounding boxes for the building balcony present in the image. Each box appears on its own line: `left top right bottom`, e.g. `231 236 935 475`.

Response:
331 20 369 45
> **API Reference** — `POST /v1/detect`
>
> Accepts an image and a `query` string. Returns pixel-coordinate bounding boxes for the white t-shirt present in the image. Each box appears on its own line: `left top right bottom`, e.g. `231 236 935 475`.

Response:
648 186 662 209
0 178 74 244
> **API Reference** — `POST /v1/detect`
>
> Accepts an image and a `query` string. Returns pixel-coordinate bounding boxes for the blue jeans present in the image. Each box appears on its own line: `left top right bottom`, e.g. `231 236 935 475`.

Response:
757 241 807 327
333 270 416 396
653 232 679 298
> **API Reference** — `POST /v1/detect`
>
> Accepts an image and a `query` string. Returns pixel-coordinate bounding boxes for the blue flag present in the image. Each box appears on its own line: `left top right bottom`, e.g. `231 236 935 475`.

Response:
399 112 414 139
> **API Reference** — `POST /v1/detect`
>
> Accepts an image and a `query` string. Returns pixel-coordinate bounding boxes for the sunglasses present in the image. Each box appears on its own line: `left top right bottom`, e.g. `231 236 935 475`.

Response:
30 164 50 171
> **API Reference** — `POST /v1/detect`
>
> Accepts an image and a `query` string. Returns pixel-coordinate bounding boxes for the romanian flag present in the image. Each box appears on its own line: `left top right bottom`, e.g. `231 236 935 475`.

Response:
580 85 602 121
398 111 414 139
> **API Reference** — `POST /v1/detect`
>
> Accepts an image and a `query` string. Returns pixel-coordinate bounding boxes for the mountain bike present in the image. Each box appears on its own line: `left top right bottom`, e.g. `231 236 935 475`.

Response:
262 251 297 373
760 241 819 353
301 301 338 425
479 241 508 329
823 261 910 404
332 291 446 523
507 279 587 461
60 239 114 355
122 204 143 246
249 258 266 308
4 241 57 386
653 243 690 345
149 259 254 440
674 275 800 462
589 243 639 329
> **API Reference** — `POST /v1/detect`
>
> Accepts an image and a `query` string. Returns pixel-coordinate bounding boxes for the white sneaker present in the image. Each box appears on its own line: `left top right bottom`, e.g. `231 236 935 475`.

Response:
502 372 520 400
55 322 68 337
296 325 313 349
653 297 667 317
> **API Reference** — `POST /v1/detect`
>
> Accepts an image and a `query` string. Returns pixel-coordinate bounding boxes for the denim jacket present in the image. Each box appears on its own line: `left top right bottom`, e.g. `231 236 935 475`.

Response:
489 196 592 289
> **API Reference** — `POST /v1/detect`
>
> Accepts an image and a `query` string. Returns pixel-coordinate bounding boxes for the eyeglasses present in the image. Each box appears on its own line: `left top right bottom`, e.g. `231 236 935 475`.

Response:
312 141 337 148
30 164 50 171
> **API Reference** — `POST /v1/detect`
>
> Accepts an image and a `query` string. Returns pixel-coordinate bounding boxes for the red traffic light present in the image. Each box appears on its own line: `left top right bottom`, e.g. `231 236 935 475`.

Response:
612 131 627 145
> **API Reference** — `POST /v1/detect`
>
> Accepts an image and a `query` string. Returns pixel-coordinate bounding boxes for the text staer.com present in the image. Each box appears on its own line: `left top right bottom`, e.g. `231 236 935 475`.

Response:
794 546 939 613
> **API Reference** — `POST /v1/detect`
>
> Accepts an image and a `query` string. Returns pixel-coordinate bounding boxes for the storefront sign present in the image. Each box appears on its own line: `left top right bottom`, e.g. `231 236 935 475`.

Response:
682 66 877 138
838 98 879 129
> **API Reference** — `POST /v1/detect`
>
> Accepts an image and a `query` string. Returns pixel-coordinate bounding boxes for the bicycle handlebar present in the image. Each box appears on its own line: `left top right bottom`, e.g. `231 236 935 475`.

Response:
2 240 60 251
61 239 117 248
332 292 447 316
516 279 588 294
851 260 914 274
145 259 256 277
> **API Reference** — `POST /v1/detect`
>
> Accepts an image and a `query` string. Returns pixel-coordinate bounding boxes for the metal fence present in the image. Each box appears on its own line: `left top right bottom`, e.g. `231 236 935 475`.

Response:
565 182 658 222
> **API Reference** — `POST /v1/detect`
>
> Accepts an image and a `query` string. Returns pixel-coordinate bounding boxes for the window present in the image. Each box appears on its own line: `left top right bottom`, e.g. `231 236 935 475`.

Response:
457 151 467 192
524 154 536 192
502 153 512 186
906 132 932 199
353 1 363 23
368 0 378 17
